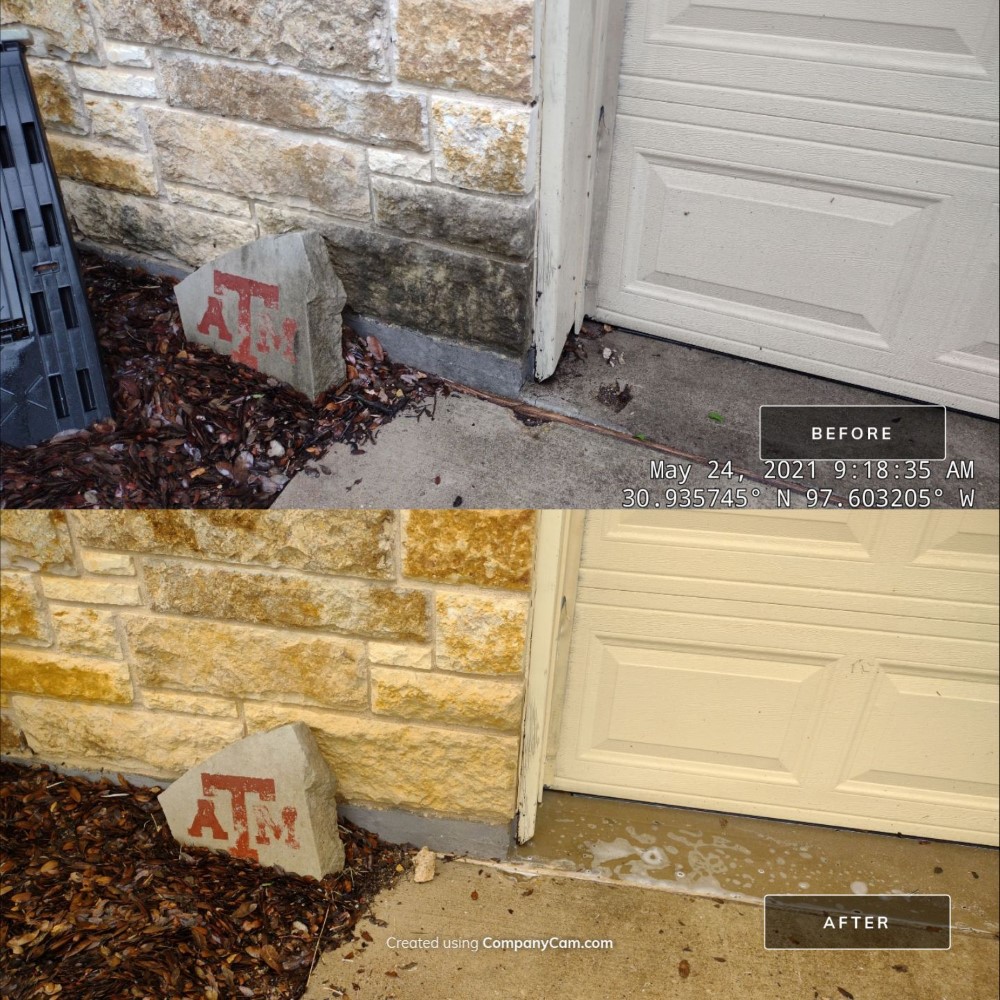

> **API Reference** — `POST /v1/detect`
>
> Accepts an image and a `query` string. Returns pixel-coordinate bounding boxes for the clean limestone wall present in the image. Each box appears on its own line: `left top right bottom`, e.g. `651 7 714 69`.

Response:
1 0 537 359
0 509 537 826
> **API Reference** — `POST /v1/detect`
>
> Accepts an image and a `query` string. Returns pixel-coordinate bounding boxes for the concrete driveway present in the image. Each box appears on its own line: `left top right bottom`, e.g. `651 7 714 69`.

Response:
304 859 999 1000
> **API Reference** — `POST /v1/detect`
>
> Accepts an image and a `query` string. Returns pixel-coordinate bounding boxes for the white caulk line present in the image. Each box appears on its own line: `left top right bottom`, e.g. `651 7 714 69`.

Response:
448 856 765 907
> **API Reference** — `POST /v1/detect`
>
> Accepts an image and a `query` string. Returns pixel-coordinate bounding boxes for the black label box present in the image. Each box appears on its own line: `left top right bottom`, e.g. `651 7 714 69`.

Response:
764 894 951 950
760 405 947 461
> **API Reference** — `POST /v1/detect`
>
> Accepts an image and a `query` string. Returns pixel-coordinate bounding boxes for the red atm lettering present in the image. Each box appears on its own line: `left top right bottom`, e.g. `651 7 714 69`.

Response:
195 270 298 368
254 803 301 849
187 773 300 861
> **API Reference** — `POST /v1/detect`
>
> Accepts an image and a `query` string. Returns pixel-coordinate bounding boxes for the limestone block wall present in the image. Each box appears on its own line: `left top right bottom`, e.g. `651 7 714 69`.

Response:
0 509 537 825
2 0 537 357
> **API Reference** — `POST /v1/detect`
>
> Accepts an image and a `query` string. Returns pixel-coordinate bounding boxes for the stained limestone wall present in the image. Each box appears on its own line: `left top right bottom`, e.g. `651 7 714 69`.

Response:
0 509 537 825
1 0 537 358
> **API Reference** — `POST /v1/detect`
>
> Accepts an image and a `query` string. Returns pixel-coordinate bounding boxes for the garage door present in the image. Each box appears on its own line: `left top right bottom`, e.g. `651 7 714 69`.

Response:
591 1 999 416
550 511 1000 845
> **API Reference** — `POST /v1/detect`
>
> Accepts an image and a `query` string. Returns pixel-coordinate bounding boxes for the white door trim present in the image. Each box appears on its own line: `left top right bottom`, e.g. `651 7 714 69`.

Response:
516 509 585 843
532 0 620 380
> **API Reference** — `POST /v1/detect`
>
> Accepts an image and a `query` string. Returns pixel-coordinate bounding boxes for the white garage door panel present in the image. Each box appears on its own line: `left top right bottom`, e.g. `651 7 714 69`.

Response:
620 78 1000 147
592 0 999 414
633 1 999 117
552 511 1000 844
584 634 829 777
579 510 1000 616
598 113 999 407
841 665 999 798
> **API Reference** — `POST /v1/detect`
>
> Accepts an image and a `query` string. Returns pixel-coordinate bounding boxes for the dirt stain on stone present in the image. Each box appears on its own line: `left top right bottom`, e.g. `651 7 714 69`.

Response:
0 580 49 642
142 511 202 551
0 648 129 703
49 139 156 196
32 68 78 128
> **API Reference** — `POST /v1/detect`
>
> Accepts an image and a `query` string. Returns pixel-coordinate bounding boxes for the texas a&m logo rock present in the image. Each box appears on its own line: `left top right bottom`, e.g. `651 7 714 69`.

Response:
158 723 345 880
174 231 347 399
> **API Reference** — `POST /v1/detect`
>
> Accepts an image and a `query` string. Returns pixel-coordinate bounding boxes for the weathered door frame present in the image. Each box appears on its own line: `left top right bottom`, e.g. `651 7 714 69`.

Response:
532 0 623 380
516 510 585 842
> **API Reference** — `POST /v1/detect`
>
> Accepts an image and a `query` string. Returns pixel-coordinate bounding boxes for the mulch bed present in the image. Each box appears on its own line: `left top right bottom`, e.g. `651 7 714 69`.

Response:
0 761 412 999
0 254 446 509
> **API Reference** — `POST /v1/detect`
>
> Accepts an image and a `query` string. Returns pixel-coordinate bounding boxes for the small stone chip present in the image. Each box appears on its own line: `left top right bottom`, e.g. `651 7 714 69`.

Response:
413 846 436 883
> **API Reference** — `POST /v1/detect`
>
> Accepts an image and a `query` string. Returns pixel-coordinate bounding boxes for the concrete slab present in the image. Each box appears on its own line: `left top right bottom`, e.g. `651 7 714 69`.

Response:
273 393 807 510
303 860 999 1000
525 325 999 507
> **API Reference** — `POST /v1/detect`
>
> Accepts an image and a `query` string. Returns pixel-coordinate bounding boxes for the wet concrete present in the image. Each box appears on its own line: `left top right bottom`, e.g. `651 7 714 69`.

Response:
512 792 998 936
302 860 999 1000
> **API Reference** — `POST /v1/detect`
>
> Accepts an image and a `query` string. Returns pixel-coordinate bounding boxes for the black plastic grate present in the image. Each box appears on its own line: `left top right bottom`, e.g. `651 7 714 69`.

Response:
1 40 111 447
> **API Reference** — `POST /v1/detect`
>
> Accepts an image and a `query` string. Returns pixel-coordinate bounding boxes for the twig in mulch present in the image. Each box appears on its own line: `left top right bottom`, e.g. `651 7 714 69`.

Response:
0 761 411 999
0 253 446 509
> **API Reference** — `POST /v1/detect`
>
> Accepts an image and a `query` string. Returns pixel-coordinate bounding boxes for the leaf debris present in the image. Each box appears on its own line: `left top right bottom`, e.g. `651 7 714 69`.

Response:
0 761 410 999
1 254 444 509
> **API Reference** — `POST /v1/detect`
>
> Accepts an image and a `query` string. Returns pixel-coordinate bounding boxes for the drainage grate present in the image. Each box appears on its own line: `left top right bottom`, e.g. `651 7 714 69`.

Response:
0 39 111 448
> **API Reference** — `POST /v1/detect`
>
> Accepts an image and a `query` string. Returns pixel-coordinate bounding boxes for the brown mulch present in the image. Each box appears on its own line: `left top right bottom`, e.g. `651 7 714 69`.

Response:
0 254 446 509
0 761 412 999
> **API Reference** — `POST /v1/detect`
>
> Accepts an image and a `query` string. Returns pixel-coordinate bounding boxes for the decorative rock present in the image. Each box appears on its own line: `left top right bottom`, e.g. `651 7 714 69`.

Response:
158 722 345 880
413 846 436 883
174 231 347 398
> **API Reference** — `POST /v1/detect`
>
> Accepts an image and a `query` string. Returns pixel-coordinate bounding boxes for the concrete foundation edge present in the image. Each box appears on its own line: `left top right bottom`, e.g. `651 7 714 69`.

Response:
338 803 513 859
346 310 532 399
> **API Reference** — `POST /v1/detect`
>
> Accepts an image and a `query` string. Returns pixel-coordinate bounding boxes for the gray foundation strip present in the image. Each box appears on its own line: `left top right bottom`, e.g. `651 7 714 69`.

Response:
346 310 532 399
338 803 512 859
